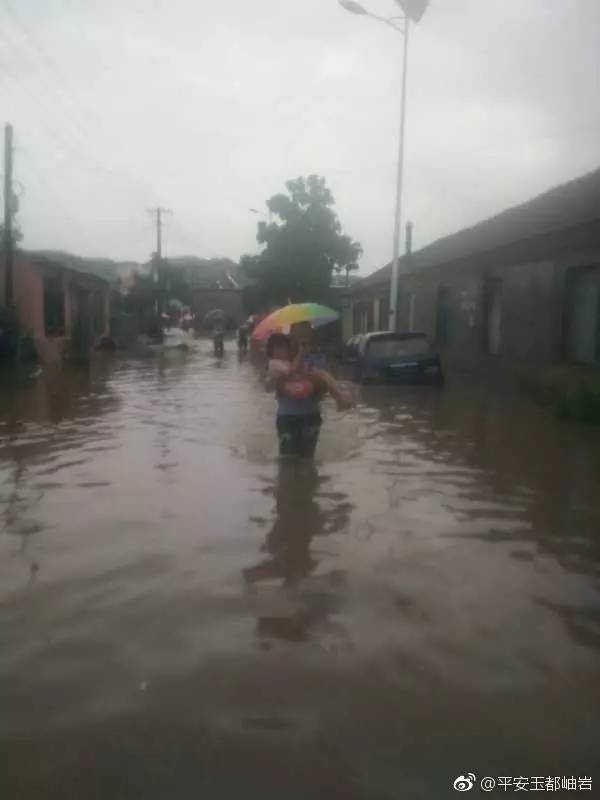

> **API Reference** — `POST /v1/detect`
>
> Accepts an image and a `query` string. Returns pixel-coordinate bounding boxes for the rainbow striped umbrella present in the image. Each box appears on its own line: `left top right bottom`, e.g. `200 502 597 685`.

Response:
250 303 339 342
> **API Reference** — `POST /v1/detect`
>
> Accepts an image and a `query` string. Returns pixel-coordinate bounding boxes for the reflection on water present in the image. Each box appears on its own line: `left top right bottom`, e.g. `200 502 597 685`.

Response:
1 346 599 798
244 459 353 644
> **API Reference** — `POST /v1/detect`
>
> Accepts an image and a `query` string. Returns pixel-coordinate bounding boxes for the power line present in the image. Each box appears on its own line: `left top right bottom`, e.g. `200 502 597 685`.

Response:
3 1 115 139
167 215 220 259
0 61 152 202
0 7 99 147
0 74 153 254
0 15 155 198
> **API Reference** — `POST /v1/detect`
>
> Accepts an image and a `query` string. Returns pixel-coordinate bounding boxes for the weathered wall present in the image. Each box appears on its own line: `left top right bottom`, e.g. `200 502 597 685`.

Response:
395 259 561 368
14 258 46 339
340 301 353 342
1 255 111 364
347 221 600 371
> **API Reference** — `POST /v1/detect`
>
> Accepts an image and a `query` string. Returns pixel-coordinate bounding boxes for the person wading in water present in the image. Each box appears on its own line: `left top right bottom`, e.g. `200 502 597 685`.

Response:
266 326 351 458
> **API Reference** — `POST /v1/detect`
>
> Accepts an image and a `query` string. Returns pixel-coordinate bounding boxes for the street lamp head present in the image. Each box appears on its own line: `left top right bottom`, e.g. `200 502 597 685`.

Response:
339 0 369 15
395 0 428 23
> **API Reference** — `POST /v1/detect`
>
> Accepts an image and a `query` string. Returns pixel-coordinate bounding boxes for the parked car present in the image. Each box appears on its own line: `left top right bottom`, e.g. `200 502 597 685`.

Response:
350 331 444 385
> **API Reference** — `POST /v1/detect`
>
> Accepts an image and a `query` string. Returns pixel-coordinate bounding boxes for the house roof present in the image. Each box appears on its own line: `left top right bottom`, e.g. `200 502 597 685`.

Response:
191 286 241 294
22 250 249 291
165 257 249 290
356 166 600 290
24 252 111 286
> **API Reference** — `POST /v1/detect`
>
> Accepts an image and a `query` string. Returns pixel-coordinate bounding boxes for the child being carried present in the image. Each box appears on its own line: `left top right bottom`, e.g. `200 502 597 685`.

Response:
267 333 351 410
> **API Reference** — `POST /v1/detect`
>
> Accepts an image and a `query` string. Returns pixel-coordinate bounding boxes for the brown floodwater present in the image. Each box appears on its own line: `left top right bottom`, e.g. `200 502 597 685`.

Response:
1 342 599 799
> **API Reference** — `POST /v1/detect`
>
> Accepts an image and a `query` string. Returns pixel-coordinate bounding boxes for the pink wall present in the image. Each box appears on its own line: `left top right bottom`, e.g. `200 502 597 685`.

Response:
14 257 68 364
14 257 45 339
1 255 110 364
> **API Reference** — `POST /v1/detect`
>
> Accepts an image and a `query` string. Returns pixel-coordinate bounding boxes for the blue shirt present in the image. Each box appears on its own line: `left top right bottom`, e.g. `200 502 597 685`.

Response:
277 392 321 417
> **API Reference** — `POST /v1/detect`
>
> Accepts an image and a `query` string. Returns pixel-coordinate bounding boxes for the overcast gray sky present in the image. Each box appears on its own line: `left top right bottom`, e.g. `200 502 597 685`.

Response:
1 0 599 273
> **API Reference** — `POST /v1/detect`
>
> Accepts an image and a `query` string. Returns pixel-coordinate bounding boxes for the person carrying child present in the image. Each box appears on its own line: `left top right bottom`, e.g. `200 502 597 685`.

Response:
266 328 351 458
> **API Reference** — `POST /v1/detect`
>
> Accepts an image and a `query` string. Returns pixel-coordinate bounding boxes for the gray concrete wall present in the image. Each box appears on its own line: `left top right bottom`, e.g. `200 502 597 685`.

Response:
347 221 600 371
396 258 565 368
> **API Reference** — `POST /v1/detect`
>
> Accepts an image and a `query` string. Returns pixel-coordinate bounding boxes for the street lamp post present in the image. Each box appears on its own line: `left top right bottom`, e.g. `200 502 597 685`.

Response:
339 0 427 331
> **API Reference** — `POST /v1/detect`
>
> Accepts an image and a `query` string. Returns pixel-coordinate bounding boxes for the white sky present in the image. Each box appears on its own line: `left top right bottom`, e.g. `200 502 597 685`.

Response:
1 0 599 273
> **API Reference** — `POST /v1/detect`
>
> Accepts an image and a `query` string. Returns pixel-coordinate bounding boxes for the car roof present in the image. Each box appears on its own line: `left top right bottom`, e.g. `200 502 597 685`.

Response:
362 331 428 341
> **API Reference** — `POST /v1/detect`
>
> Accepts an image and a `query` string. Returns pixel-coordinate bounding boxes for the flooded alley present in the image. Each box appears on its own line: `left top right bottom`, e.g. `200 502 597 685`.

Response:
1 343 599 799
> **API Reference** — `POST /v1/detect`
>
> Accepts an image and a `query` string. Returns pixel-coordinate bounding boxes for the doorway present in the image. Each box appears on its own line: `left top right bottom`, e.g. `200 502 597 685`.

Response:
565 266 600 364
436 286 450 345
483 278 502 355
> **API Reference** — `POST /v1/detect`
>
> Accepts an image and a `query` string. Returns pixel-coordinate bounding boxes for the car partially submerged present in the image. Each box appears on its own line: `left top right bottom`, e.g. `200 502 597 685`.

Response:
346 331 444 385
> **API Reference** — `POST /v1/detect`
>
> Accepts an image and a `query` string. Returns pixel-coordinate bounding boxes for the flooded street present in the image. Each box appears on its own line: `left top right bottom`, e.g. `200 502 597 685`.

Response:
1 343 599 799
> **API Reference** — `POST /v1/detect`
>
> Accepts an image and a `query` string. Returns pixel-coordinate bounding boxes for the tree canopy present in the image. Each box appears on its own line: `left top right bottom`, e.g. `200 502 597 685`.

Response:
241 175 361 307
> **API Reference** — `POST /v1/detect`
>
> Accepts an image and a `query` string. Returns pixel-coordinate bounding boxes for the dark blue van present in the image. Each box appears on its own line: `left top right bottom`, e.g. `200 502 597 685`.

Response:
350 331 444 385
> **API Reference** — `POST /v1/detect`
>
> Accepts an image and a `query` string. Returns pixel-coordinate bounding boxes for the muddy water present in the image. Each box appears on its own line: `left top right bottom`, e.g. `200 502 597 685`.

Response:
1 343 599 799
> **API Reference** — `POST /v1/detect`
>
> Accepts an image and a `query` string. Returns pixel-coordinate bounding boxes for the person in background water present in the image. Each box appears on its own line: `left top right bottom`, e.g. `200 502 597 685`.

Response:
237 322 249 353
213 323 225 358
266 331 351 458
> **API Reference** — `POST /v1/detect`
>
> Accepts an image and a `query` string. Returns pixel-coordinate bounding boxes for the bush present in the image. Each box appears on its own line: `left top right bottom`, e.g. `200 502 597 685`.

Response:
516 364 600 425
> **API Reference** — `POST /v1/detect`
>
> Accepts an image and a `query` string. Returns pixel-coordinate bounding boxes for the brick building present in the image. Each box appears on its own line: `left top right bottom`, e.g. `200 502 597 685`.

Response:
0 252 111 364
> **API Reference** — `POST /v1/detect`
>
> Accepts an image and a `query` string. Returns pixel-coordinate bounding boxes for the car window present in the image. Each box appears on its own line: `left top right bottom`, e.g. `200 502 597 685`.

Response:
366 336 430 358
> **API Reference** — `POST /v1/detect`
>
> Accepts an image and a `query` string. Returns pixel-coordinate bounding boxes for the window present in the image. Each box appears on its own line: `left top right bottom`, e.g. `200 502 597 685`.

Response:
436 286 450 344
564 266 600 364
482 278 502 354
93 289 106 336
353 300 374 333
379 293 390 331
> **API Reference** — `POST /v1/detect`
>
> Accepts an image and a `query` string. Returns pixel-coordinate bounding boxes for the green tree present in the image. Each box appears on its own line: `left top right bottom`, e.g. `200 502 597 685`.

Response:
241 175 361 306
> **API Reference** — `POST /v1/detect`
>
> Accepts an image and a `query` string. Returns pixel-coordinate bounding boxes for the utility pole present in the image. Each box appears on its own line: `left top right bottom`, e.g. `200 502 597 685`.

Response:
3 123 15 309
388 15 410 332
149 206 172 262
405 220 413 256
148 206 171 318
